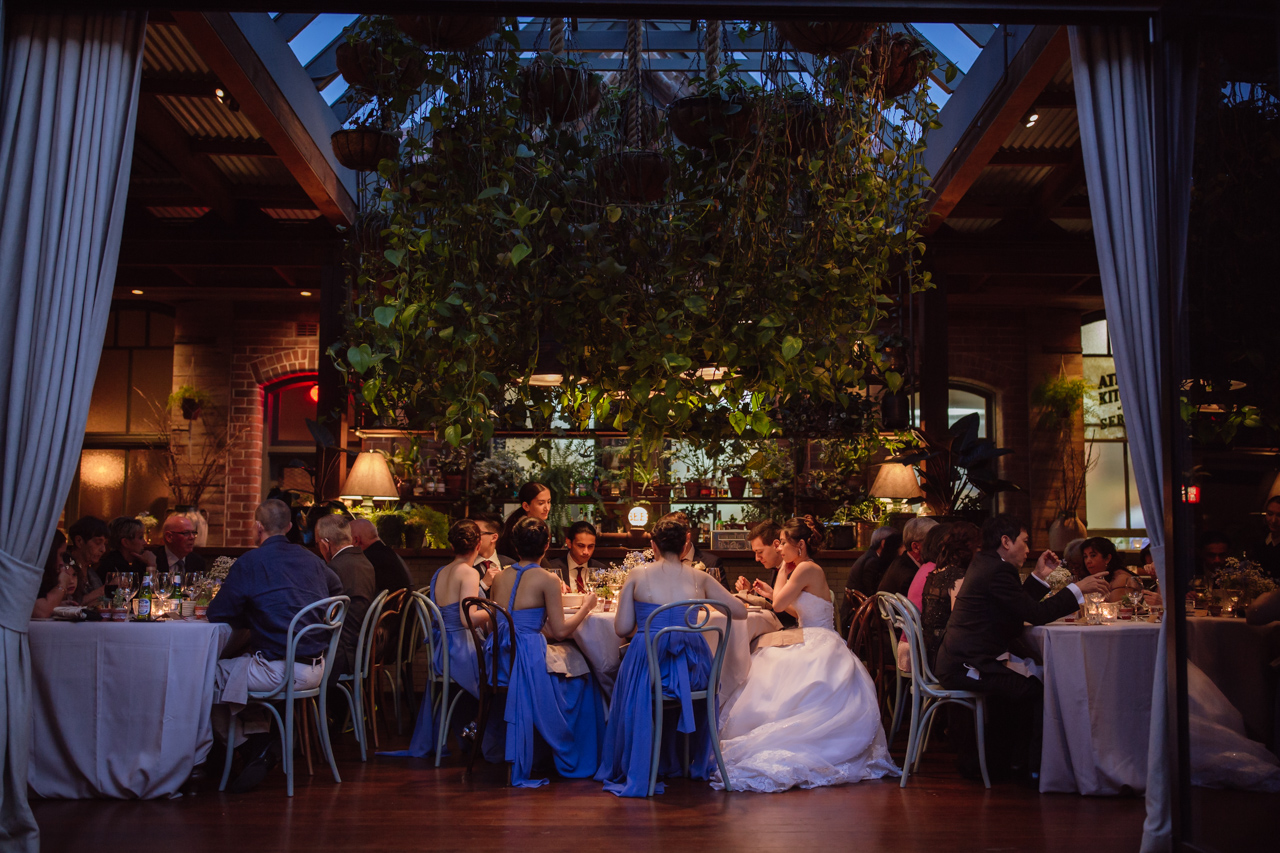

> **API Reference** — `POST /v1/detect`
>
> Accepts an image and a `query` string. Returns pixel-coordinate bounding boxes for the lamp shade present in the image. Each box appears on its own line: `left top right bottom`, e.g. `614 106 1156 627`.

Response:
869 462 923 500
340 451 399 500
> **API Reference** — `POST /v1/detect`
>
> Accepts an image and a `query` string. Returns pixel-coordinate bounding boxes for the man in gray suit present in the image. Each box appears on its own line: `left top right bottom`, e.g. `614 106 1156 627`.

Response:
314 514 376 679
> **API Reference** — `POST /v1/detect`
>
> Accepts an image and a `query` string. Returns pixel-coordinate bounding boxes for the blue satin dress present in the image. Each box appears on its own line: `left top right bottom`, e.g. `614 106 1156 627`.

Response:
388 565 480 758
594 601 714 796
488 563 605 787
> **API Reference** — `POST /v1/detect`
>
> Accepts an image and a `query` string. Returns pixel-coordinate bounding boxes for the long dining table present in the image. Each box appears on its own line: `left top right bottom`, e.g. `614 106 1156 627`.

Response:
1025 618 1161 795
571 606 783 699
27 619 233 799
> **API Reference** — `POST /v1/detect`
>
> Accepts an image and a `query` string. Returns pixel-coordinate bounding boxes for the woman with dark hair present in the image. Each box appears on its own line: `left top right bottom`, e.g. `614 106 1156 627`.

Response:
595 516 746 797
98 516 156 583
712 517 898 792
496 482 552 560
1083 536 1142 602
919 521 984 669
32 531 77 619
66 516 109 605
486 516 604 787
396 519 491 759
907 522 952 611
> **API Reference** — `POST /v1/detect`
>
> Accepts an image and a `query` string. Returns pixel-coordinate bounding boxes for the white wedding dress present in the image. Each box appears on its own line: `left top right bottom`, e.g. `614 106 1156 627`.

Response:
711 591 899 792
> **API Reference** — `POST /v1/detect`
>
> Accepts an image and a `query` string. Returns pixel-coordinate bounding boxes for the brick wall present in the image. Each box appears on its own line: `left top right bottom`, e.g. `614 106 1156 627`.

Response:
173 301 319 547
947 306 1085 550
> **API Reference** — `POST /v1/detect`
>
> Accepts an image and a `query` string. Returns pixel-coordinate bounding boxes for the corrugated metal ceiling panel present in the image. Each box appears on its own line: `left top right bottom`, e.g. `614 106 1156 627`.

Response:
208 154 295 185
1003 107 1079 149
144 22 210 75
158 95 262 141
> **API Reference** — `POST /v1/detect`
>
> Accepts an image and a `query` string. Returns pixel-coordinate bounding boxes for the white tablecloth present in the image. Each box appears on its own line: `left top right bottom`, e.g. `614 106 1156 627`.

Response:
1025 619 1160 795
28 620 233 799
571 608 782 699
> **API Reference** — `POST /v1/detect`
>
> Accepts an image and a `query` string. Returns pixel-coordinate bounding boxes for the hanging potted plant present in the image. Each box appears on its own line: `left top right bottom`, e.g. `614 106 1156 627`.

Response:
394 14 498 52
776 94 837 158
1032 373 1097 550
774 20 877 57
335 25 428 95
866 30 931 99
172 385 210 421
521 56 603 125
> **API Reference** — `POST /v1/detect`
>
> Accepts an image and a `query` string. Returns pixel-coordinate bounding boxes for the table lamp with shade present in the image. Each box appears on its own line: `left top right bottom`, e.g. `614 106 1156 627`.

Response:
340 451 399 510
869 462 924 517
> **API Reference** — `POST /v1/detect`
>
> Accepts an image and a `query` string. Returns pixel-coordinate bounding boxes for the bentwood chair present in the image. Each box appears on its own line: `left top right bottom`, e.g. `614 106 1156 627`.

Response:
643 600 734 796
408 591 471 766
369 589 411 738
882 593 990 788
461 596 517 782
875 593 910 746
846 592 891 714
334 588 390 760
392 585 433 732
219 595 349 797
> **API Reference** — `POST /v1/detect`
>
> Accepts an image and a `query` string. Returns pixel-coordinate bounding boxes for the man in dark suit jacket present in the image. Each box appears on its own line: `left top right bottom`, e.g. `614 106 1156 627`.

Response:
349 518 413 594
878 517 938 596
157 513 207 576
936 514 1110 778
314 514 376 680
471 513 511 597
543 520 607 592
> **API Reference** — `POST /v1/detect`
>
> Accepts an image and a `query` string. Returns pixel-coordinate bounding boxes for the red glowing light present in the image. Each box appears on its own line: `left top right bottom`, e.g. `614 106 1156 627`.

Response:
308 385 320 403
1182 485 1200 503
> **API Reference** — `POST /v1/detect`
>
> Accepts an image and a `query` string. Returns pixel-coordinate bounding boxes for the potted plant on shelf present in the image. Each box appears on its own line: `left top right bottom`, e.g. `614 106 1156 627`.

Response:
436 443 469 495
1032 372 1097 550
405 503 450 549
468 449 523 513
888 413 1021 520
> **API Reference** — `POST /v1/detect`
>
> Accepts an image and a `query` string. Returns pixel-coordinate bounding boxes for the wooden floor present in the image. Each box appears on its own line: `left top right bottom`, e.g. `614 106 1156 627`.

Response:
31 726 1150 853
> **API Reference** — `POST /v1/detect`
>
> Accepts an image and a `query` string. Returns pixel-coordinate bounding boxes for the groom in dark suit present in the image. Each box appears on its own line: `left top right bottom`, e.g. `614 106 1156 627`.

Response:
935 514 1110 780
543 520 607 592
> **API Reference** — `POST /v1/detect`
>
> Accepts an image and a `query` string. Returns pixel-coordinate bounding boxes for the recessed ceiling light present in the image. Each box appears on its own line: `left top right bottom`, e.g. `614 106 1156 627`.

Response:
131 289 144 295
300 290 313 297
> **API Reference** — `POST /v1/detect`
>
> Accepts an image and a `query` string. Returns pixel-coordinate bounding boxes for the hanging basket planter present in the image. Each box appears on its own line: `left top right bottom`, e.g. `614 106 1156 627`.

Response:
868 31 930 99
520 61 603 124
597 151 670 204
334 40 429 95
775 20 877 57
778 97 837 157
616 101 664 150
667 95 755 151
394 15 498 52
331 127 400 171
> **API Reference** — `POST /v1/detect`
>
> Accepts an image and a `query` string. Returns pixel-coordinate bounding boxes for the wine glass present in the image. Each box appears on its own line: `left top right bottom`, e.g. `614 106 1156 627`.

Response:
154 571 172 617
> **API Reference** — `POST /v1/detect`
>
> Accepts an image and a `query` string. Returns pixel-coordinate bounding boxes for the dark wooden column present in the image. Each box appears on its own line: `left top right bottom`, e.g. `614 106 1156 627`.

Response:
316 262 348 500
919 271 949 436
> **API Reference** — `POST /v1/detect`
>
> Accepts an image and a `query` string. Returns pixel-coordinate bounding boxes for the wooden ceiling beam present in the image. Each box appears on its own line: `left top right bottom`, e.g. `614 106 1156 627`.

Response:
134 95 238 224
923 26 1071 236
988 146 1079 166
929 240 1100 276
173 12 357 226
188 137 277 157
118 237 341 268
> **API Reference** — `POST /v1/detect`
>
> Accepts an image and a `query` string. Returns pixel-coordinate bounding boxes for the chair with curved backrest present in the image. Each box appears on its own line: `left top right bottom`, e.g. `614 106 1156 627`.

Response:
392 584 433 732
840 588 867 638
875 592 910 745
846 592 890 715
883 592 990 788
461 595 517 782
369 588 411 739
219 595 349 797
334 588 390 761
408 590 470 766
643 600 734 796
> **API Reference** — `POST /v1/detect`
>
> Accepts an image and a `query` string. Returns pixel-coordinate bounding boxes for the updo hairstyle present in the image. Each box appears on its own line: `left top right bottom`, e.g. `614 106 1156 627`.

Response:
511 516 550 560
781 515 826 555
448 519 482 555
650 517 690 557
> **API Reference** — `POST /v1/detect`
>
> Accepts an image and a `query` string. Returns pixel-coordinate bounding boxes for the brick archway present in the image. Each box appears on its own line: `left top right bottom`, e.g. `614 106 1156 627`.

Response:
224 332 319 546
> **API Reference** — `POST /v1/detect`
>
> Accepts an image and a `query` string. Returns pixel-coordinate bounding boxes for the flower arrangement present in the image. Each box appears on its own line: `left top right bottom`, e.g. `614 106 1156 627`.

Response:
1040 566 1074 601
1212 557 1277 603
209 555 237 580
592 549 650 599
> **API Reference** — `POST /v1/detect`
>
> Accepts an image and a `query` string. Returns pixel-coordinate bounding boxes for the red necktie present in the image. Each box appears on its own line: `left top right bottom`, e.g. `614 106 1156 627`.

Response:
575 571 586 593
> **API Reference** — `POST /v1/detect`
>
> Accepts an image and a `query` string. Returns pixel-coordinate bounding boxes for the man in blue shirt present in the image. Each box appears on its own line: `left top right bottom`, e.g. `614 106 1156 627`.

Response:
209 499 342 793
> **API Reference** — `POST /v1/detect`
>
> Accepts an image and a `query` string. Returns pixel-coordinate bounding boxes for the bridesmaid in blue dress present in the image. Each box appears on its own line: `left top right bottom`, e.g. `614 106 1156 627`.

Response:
486 516 604 787
390 519 489 758
595 515 747 796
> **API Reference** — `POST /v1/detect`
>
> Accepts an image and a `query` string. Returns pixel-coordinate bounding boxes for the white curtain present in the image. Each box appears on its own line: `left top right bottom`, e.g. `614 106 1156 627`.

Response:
0 10 146 849
1069 24 1198 853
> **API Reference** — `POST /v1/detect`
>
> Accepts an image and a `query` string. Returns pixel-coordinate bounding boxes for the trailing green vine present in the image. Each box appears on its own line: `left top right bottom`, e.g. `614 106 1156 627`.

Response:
332 18 940 455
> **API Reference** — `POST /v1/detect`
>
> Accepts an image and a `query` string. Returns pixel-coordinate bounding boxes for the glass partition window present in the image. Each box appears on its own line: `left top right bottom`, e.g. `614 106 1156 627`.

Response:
1082 315 1145 540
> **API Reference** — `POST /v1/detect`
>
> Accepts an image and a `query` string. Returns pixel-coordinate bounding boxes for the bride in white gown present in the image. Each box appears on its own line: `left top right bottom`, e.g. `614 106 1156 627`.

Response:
712 517 899 792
